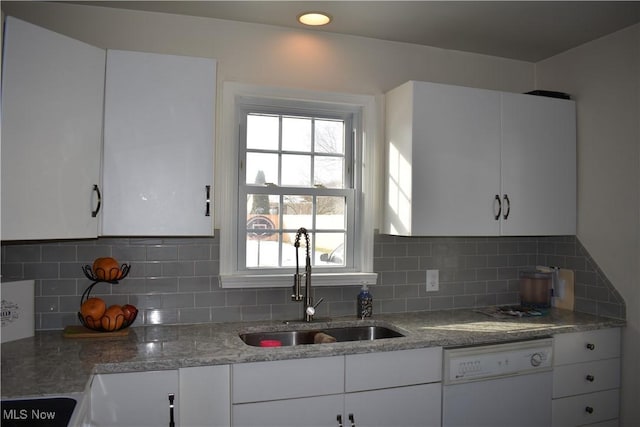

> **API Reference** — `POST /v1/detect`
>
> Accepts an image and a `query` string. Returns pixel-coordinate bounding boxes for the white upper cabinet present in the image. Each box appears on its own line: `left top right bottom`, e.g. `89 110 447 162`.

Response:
385 81 502 236
500 92 576 235
384 80 576 236
1 17 105 240
102 50 216 236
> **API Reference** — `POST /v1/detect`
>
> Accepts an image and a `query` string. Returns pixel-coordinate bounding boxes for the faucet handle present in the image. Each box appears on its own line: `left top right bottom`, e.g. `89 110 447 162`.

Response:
306 297 325 317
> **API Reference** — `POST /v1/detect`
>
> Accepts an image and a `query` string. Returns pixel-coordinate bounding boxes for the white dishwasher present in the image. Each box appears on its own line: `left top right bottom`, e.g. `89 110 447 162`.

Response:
442 338 553 427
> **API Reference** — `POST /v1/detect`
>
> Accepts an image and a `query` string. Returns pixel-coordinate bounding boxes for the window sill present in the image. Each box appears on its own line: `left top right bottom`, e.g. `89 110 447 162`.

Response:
219 272 378 289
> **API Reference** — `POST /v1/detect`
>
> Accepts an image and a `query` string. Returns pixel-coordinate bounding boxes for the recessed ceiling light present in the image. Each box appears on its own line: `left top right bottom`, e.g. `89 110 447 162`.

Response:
298 12 332 26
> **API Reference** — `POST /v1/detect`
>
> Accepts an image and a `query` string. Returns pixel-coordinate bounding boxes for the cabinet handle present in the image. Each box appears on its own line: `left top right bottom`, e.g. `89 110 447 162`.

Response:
494 194 502 220
586 374 595 382
586 343 595 350
168 393 175 427
348 413 356 427
585 406 594 414
337 414 343 427
91 184 102 218
502 194 510 219
205 185 211 217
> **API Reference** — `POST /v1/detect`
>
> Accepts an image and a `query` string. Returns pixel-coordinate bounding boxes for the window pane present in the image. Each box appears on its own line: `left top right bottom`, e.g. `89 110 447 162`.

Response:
246 193 280 268
283 195 312 230
316 196 346 229
246 153 279 185
316 233 345 266
315 119 344 154
246 232 280 268
281 154 311 186
282 231 312 267
247 114 279 150
314 156 344 188
282 116 311 152
246 194 279 217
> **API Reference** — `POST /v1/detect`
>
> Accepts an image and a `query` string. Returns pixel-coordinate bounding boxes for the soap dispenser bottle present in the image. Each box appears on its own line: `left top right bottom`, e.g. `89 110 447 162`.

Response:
357 284 373 319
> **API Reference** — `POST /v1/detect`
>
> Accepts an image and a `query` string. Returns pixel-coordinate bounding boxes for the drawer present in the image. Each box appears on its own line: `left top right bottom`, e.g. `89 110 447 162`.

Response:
583 420 618 427
553 358 620 398
232 356 344 403
345 347 441 392
552 389 619 427
554 328 620 366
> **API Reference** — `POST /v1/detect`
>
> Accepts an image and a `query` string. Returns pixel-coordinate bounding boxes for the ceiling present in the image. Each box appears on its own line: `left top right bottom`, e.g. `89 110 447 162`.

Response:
67 1 640 62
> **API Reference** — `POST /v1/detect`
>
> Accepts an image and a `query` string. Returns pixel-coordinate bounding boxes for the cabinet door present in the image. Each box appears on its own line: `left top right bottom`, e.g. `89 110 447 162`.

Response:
232 394 344 427
1 17 104 240
90 370 178 427
345 383 441 427
500 93 576 235
179 365 230 427
385 81 501 236
102 50 215 236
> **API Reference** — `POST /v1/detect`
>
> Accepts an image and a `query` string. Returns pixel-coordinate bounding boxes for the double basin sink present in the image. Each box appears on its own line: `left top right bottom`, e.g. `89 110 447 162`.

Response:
239 323 405 347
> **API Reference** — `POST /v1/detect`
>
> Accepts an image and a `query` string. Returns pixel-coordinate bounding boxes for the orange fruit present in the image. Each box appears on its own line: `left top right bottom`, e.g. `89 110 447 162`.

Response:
101 305 125 331
92 257 120 281
80 297 106 327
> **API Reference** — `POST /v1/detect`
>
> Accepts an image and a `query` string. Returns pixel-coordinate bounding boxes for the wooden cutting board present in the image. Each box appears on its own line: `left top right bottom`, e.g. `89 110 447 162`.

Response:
63 325 130 338
536 266 575 310
554 268 575 310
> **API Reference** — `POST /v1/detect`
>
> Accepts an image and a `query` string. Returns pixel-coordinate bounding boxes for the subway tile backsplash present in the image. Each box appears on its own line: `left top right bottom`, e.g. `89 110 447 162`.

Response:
1 232 625 330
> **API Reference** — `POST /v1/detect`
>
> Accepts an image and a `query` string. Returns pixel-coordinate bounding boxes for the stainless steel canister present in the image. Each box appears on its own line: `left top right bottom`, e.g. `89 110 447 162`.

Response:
519 270 553 308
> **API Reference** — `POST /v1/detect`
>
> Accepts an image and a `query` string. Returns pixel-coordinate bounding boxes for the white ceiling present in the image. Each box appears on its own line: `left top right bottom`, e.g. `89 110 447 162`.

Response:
66 1 640 62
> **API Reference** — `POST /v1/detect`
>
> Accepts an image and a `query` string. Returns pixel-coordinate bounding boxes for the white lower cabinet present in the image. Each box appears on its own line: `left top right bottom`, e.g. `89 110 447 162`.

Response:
552 328 621 427
231 348 442 427
344 384 442 427
233 394 344 427
90 370 178 427
89 366 230 427
179 365 231 427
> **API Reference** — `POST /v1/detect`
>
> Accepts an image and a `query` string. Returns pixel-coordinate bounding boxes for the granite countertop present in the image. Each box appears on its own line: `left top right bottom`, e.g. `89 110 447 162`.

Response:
1 308 624 399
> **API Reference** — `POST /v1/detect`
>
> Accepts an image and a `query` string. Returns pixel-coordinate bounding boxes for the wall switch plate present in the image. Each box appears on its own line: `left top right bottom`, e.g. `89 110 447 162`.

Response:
426 269 439 292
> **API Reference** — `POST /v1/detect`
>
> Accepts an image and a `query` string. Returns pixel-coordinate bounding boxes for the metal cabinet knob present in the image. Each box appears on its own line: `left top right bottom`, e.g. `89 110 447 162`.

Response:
586 343 595 350
585 406 594 414
586 374 595 382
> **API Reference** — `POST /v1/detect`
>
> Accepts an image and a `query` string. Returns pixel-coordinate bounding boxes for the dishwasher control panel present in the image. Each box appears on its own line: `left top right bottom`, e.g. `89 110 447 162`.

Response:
443 338 553 385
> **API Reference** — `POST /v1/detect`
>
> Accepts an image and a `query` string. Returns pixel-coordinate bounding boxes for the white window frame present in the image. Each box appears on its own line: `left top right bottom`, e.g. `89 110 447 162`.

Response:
218 82 377 288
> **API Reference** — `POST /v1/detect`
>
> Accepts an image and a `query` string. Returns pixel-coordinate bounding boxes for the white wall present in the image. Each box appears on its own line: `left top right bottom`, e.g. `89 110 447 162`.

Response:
536 24 640 426
0 1 534 231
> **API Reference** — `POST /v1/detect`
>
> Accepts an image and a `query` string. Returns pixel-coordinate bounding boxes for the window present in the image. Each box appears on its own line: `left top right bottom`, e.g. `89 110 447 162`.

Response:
219 83 377 288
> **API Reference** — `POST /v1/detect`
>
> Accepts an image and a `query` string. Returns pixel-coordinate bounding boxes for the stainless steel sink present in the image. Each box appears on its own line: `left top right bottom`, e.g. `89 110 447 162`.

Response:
239 325 405 347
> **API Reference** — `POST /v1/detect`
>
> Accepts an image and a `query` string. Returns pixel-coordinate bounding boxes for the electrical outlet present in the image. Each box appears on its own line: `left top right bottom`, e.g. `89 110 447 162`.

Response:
426 269 439 292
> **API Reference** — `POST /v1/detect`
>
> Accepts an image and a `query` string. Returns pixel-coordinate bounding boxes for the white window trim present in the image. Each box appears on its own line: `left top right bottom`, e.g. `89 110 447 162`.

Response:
218 82 378 288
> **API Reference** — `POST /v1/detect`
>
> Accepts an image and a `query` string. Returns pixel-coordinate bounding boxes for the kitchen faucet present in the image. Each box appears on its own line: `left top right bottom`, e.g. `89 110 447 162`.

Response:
292 227 323 322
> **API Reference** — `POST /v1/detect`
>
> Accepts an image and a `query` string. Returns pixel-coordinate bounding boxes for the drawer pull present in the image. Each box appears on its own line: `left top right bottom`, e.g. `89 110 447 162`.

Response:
493 194 502 220
586 374 595 382
348 413 356 427
337 414 343 427
168 393 175 427
586 343 595 350
585 406 594 414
